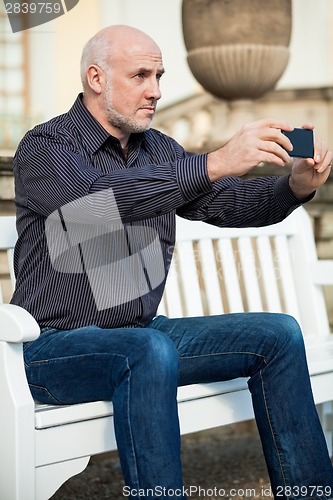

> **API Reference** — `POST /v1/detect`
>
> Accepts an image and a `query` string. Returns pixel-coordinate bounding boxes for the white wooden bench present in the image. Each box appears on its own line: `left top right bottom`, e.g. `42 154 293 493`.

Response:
1 206 333 499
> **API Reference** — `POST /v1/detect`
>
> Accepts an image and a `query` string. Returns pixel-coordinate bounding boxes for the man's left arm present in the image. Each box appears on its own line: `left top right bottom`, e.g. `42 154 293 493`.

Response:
177 125 332 227
176 172 303 228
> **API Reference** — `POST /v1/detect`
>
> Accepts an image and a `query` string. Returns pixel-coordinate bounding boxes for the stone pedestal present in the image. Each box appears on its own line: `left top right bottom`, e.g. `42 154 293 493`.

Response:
182 0 292 139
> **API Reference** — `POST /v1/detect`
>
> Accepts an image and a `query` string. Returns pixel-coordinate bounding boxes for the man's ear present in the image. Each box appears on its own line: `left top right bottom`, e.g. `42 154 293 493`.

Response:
86 65 104 95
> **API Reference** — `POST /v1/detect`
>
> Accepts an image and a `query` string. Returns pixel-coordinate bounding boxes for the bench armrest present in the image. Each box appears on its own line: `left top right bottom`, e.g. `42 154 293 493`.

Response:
0 304 40 342
311 260 333 286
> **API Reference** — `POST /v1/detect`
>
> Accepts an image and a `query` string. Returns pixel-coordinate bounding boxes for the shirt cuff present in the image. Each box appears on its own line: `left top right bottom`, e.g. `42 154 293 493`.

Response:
175 154 212 201
274 174 315 212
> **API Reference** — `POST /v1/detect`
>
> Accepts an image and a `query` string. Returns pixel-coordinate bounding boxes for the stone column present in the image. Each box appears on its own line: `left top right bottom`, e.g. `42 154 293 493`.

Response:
182 0 292 144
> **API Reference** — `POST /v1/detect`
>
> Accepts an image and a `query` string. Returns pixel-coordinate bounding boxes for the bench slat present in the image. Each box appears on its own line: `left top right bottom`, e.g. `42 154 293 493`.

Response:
0 216 17 249
256 235 282 312
177 240 203 317
163 257 183 317
274 234 301 322
217 238 244 313
238 236 263 312
198 239 225 315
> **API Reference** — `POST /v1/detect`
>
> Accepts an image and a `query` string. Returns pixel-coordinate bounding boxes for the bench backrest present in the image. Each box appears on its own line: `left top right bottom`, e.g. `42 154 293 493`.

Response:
0 209 329 340
158 208 330 340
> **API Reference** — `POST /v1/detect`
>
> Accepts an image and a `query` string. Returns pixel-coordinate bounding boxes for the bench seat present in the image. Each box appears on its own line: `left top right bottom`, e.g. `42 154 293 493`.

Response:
34 334 333 431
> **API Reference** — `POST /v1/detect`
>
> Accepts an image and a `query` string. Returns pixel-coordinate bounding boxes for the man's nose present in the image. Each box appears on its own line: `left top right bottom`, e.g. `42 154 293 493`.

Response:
145 77 162 101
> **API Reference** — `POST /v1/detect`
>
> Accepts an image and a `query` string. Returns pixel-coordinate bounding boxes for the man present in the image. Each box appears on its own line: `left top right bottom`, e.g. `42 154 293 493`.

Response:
12 25 333 499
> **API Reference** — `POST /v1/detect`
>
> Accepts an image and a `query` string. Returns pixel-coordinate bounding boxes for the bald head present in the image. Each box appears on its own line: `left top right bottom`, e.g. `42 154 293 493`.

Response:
80 25 162 91
80 25 164 143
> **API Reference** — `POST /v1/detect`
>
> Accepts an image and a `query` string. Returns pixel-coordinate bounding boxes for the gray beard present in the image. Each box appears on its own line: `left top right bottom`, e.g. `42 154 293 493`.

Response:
103 91 152 135
103 76 154 134
106 108 152 134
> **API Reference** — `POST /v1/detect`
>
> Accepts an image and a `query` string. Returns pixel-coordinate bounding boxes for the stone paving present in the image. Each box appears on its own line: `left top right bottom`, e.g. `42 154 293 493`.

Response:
51 421 274 500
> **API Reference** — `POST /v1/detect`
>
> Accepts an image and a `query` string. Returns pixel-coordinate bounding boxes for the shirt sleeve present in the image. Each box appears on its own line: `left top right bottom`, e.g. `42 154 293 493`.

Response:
14 125 312 229
176 171 314 228
13 129 213 223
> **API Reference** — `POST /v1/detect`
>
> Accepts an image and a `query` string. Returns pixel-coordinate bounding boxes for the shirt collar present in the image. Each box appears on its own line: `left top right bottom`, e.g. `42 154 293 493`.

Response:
68 93 146 154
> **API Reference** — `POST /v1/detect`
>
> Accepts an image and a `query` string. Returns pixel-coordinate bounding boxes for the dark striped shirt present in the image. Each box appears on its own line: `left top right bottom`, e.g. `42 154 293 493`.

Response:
11 94 303 330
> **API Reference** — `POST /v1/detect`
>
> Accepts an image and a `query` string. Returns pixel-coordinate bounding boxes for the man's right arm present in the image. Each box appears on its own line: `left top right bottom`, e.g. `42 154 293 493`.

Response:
14 130 211 224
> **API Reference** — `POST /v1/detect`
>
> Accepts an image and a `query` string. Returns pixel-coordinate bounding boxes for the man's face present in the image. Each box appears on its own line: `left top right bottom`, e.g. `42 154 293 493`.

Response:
102 42 164 135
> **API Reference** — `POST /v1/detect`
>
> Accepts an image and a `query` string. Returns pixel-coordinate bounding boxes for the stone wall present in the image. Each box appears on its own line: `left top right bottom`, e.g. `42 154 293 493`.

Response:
0 157 15 303
0 156 15 215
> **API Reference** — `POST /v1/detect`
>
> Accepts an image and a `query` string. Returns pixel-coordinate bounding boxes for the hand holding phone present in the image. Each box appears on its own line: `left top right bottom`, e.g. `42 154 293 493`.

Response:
282 128 314 158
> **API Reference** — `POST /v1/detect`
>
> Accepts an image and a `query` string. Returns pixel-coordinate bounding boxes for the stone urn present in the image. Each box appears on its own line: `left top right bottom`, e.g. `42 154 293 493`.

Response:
182 0 292 100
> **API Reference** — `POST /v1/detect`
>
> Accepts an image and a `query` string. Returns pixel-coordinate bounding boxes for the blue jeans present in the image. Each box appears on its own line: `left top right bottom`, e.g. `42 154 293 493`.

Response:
23 313 333 499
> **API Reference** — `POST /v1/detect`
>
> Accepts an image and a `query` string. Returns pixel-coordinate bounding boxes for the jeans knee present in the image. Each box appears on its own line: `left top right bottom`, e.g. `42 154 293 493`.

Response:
275 314 303 343
266 313 306 364
134 329 180 379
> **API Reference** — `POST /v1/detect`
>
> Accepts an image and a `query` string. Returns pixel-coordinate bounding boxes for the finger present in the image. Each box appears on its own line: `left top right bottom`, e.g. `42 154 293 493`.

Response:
316 150 333 173
277 131 293 152
265 128 293 153
245 118 294 132
258 139 291 164
301 123 315 131
313 139 326 166
258 151 290 167
305 158 315 167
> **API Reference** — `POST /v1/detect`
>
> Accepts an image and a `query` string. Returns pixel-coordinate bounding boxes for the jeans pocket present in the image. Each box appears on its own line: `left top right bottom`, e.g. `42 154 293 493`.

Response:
29 383 64 405
23 328 59 361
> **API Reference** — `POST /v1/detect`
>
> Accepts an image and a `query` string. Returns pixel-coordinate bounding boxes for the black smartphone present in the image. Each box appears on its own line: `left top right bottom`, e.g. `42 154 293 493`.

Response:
282 128 314 158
